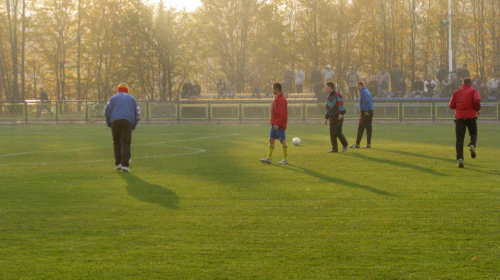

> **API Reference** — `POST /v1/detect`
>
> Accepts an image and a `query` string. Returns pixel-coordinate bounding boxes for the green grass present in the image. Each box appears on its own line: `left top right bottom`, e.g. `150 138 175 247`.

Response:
0 122 499 279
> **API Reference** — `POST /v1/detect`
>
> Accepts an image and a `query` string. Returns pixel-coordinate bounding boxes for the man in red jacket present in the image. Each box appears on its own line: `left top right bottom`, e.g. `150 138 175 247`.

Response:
260 83 289 164
449 77 481 168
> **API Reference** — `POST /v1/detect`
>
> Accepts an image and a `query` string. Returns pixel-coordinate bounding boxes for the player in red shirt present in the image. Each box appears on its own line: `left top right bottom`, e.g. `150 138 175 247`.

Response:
449 77 481 168
260 83 289 165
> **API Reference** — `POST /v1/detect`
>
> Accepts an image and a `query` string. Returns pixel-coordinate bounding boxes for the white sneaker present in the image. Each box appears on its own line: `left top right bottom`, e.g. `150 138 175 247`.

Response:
121 166 130 173
260 158 272 164
116 164 122 170
279 159 289 165
469 146 476 158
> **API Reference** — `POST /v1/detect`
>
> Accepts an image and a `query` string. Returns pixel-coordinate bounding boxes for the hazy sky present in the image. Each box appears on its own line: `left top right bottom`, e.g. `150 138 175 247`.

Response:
144 0 202 11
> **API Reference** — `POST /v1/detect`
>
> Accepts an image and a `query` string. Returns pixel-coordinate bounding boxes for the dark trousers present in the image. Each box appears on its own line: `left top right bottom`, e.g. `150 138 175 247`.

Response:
455 118 478 160
296 84 303 94
348 87 358 100
356 111 373 145
329 116 348 151
36 103 54 117
111 119 133 167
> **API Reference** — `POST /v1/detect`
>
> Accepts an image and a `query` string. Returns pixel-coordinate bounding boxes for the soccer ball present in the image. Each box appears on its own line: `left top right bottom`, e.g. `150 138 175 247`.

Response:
292 137 301 146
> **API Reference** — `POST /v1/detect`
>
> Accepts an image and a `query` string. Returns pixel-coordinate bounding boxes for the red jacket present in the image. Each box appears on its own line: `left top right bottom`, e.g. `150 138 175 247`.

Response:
449 84 481 119
271 92 288 130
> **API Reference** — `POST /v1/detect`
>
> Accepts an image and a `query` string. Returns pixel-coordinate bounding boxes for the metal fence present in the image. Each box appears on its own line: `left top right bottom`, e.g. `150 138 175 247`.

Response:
0 99 498 123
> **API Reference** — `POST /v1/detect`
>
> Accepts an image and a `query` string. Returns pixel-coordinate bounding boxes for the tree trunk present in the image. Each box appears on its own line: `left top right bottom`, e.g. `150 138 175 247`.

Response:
6 0 20 102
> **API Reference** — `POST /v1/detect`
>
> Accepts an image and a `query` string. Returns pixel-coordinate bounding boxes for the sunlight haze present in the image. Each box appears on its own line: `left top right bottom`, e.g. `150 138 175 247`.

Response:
144 0 202 11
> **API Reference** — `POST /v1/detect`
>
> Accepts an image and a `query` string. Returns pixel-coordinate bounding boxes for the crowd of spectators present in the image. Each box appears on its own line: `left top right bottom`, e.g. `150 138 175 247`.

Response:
179 63 499 100
342 63 499 100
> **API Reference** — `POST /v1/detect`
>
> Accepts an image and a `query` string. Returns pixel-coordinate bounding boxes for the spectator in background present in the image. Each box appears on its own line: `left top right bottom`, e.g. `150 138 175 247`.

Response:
449 77 481 168
392 76 407 98
379 77 390 97
377 67 390 97
410 77 424 97
192 81 201 98
36 87 54 118
390 64 404 94
457 64 471 81
486 76 499 99
104 83 141 173
295 67 305 94
345 67 360 100
424 77 438 97
181 79 193 99
311 65 323 100
217 79 226 99
436 64 449 84
366 76 379 98
224 80 235 98
250 68 262 98
471 75 484 96
322 65 334 82
283 66 294 95
451 74 462 92
440 77 452 97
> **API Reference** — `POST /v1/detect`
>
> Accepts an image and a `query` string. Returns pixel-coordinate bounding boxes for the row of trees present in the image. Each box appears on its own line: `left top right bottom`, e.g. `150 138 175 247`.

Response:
1 0 499 102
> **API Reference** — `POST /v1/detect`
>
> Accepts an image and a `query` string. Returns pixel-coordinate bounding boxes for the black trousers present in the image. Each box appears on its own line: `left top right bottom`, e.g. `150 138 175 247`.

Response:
356 111 373 146
329 116 348 151
296 84 303 94
455 118 478 160
36 103 54 117
111 119 132 167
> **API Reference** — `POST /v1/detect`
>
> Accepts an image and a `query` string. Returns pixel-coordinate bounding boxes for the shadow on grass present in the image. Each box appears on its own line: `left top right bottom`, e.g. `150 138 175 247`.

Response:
377 148 456 164
283 164 393 196
119 173 179 209
346 152 448 177
461 166 500 176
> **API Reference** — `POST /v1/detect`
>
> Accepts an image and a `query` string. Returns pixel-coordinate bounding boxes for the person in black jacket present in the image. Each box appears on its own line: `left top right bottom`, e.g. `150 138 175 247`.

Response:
311 65 323 100
392 77 407 98
192 81 201 98
181 80 193 99
410 77 424 97
36 87 54 117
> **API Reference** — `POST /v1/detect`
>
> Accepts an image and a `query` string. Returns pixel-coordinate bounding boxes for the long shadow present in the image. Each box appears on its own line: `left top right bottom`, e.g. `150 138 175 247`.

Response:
347 152 448 177
378 148 500 176
377 148 456 164
119 173 179 209
460 167 500 176
283 164 393 196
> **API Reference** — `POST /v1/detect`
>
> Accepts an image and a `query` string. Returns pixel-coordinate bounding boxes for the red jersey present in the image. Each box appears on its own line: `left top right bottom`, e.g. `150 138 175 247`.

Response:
271 92 288 130
449 84 481 119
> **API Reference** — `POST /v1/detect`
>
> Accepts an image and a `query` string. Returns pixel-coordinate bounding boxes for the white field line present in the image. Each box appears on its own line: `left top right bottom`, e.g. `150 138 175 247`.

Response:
0 132 227 136
0 133 239 158
0 146 206 167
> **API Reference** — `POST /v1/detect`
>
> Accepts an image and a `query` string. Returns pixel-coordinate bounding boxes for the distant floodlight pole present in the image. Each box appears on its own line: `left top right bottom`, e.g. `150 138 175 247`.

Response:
448 0 453 76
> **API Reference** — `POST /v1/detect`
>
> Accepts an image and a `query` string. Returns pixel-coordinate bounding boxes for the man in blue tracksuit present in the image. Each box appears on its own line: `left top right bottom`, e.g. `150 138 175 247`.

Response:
351 81 374 148
105 83 141 173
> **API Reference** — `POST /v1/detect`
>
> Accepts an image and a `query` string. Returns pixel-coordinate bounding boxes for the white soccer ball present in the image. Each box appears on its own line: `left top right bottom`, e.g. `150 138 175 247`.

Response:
292 137 301 146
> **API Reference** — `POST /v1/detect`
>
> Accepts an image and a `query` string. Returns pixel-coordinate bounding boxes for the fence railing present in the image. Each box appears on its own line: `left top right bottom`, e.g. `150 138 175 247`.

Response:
0 99 498 123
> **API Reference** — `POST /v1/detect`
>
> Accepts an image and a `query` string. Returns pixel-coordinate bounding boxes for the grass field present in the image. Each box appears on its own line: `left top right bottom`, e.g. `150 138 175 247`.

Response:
0 122 499 279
